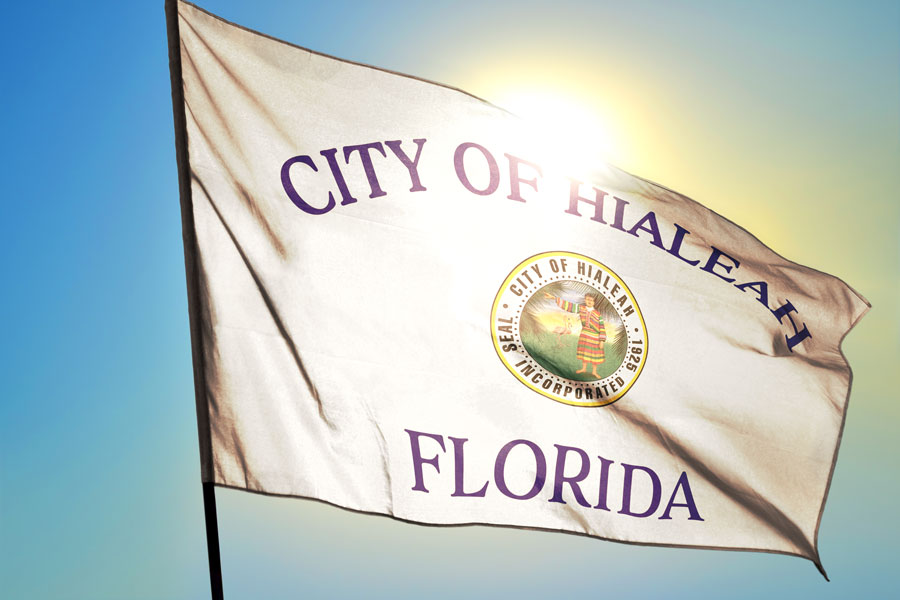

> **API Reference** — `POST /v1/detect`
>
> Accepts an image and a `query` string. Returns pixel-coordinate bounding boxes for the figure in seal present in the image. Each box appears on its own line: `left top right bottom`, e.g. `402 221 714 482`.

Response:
543 291 607 379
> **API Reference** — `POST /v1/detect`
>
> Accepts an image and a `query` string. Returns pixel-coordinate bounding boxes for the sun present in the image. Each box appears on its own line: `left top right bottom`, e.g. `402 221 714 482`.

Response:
486 86 618 180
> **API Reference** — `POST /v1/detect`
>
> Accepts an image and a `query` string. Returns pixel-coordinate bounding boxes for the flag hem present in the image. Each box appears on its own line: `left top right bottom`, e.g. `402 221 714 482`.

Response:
210 481 830 578
174 0 512 114
166 0 214 482
806 291 870 583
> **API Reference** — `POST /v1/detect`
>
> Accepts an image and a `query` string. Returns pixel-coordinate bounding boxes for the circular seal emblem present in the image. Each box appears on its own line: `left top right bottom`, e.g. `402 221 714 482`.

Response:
491 251 648 407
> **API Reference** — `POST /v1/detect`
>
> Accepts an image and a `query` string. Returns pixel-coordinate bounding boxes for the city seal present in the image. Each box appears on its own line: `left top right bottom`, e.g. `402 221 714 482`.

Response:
491 251 648 406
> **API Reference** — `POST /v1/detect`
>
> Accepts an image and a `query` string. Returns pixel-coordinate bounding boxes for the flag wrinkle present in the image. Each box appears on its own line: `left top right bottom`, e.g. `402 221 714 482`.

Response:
227 426 253 489
180 12 295 150
233 182 288 259
196 258 219 481
181 66 287 260
358 395 395 514
555 500 594 534
797 354 853 376
193 174 334 430
645 173 865 311
177 0 502 109
171 1 865 573
619 407 816 558
179 31 259 166
606 161 868 310
620 272 854 364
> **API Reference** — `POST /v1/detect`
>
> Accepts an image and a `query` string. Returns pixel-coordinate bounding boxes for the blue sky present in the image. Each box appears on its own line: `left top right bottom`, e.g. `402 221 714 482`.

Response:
1 1 897 598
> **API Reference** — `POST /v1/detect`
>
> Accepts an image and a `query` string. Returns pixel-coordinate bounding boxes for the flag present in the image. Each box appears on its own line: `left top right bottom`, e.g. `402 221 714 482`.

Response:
168 0 869 576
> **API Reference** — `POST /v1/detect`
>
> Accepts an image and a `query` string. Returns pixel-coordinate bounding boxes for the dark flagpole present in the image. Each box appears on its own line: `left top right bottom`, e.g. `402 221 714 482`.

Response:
202 482 225 599
165 1 225 598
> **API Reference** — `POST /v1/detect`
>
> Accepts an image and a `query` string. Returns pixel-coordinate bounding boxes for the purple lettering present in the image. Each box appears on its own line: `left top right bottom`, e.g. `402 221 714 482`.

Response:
771 300 812 351
494 439 546 500
618 463 662 518
593 455 615 511
700 246 741 283
385 139 427 192
626 210 666 249
549 444 592 507
320 147 357 206
454 142 500 196
405 429 446 493
343 142 388 198
564 179 608 223
734 280 770 308
449 436 489 497
666 223 700 266
505 153 543 202
281 155 335 215
659 471 703 521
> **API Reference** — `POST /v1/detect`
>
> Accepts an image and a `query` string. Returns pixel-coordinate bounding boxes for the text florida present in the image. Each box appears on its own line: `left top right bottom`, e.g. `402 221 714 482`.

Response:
405 429 703 521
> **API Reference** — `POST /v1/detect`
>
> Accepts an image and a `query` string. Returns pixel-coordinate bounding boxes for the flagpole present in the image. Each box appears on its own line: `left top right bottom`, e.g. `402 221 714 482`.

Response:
165 1 225 597
203 482 225 600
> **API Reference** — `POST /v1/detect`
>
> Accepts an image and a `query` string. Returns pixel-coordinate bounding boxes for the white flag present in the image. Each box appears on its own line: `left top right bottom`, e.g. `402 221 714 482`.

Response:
169 0 868 576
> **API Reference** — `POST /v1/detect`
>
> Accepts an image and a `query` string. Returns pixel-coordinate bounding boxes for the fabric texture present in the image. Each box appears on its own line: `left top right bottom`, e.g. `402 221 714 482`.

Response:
169 0 869 576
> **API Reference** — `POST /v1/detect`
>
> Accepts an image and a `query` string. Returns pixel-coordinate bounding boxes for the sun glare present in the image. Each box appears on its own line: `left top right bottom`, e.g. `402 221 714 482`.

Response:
489 87 618 179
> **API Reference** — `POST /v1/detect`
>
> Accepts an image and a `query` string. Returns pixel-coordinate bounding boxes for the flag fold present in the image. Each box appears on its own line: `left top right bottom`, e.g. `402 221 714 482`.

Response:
168 0 869 574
